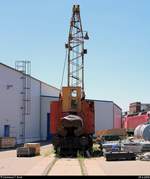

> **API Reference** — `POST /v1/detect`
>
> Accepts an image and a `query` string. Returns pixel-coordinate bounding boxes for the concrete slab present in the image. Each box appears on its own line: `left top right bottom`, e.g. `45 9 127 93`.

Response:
0 143 54 175
84 158 105 175
0 156 43 175
95 157 150 176
48 158 82 176
26 157 55 176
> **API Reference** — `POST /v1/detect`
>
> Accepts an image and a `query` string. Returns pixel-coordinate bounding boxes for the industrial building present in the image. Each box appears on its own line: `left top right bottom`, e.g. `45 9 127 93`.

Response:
0 62 122 144
0 62 60 144
94 100 122 131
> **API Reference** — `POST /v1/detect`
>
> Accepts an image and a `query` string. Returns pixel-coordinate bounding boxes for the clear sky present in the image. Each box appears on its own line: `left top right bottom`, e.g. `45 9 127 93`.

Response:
0 0 150 111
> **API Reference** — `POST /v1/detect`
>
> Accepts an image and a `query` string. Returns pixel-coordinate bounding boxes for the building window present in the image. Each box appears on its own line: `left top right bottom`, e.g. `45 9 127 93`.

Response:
4 125 10 137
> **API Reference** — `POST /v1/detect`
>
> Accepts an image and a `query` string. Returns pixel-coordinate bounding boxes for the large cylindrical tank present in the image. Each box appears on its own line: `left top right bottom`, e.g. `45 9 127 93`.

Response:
134 124 144 138
134 123 150 141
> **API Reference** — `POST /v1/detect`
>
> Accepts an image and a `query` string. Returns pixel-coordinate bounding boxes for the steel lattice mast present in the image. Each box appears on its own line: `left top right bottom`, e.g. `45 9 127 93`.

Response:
65 5 89 94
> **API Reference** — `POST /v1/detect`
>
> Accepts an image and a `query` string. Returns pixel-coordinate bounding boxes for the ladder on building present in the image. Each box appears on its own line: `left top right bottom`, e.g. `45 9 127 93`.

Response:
15 61 31 143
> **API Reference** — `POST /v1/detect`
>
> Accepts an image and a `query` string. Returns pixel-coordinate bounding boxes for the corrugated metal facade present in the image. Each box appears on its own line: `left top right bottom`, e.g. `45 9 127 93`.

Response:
94 100 122 132
0 63 60 144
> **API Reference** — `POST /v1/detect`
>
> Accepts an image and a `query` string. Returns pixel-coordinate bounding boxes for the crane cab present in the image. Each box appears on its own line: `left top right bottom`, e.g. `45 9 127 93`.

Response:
61 87 82 113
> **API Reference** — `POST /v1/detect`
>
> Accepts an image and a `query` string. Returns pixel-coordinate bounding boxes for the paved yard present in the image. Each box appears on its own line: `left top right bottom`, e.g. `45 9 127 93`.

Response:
0 143 53 175
84 157 150 176
48 158 82 176
0 144 150 176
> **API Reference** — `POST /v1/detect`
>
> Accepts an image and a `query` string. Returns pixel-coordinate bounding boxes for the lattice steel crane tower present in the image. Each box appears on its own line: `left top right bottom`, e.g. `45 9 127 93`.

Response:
65 4 89 97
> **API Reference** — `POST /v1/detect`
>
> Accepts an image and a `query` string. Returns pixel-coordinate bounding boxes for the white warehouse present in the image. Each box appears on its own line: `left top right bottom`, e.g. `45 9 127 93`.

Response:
0 62 60 144
94 100 122 131
0 62 122 144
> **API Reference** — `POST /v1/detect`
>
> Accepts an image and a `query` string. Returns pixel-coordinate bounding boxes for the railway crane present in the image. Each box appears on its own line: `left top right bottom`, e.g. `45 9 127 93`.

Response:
50 5 95 157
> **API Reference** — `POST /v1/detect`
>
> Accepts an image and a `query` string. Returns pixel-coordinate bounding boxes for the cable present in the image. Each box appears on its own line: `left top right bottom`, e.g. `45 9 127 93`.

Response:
60 48 68 90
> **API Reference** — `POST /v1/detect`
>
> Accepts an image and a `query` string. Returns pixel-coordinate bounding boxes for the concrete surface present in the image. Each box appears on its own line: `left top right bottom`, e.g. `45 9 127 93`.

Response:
0 143 53 176
0 143 150 176
48 158 82 176
84 158 105 175
26 156 55 176
84 157 150 176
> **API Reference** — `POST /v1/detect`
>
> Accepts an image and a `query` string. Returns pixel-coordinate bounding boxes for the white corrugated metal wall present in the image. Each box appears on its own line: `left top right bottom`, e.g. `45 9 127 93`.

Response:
0 64 22 141
94 101 114 131
94 100 122 132
41 83 59 97
24 78 41 143
0 63 60 144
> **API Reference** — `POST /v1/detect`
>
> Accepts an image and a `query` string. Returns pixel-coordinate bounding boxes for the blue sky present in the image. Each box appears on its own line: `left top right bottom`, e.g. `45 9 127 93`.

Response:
0 0 150 111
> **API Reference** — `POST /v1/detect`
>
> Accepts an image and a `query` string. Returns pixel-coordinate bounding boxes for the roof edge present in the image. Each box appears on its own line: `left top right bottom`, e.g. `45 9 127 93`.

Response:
0 62 60 91
87 98 122 111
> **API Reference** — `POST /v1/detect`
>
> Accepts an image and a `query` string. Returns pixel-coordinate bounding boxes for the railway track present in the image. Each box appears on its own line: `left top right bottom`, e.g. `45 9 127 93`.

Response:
43 157 88 176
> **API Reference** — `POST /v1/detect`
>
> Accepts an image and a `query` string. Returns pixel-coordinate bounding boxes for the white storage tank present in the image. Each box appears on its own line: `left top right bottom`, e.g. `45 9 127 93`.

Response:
134 123 150 141
134 124 144 138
